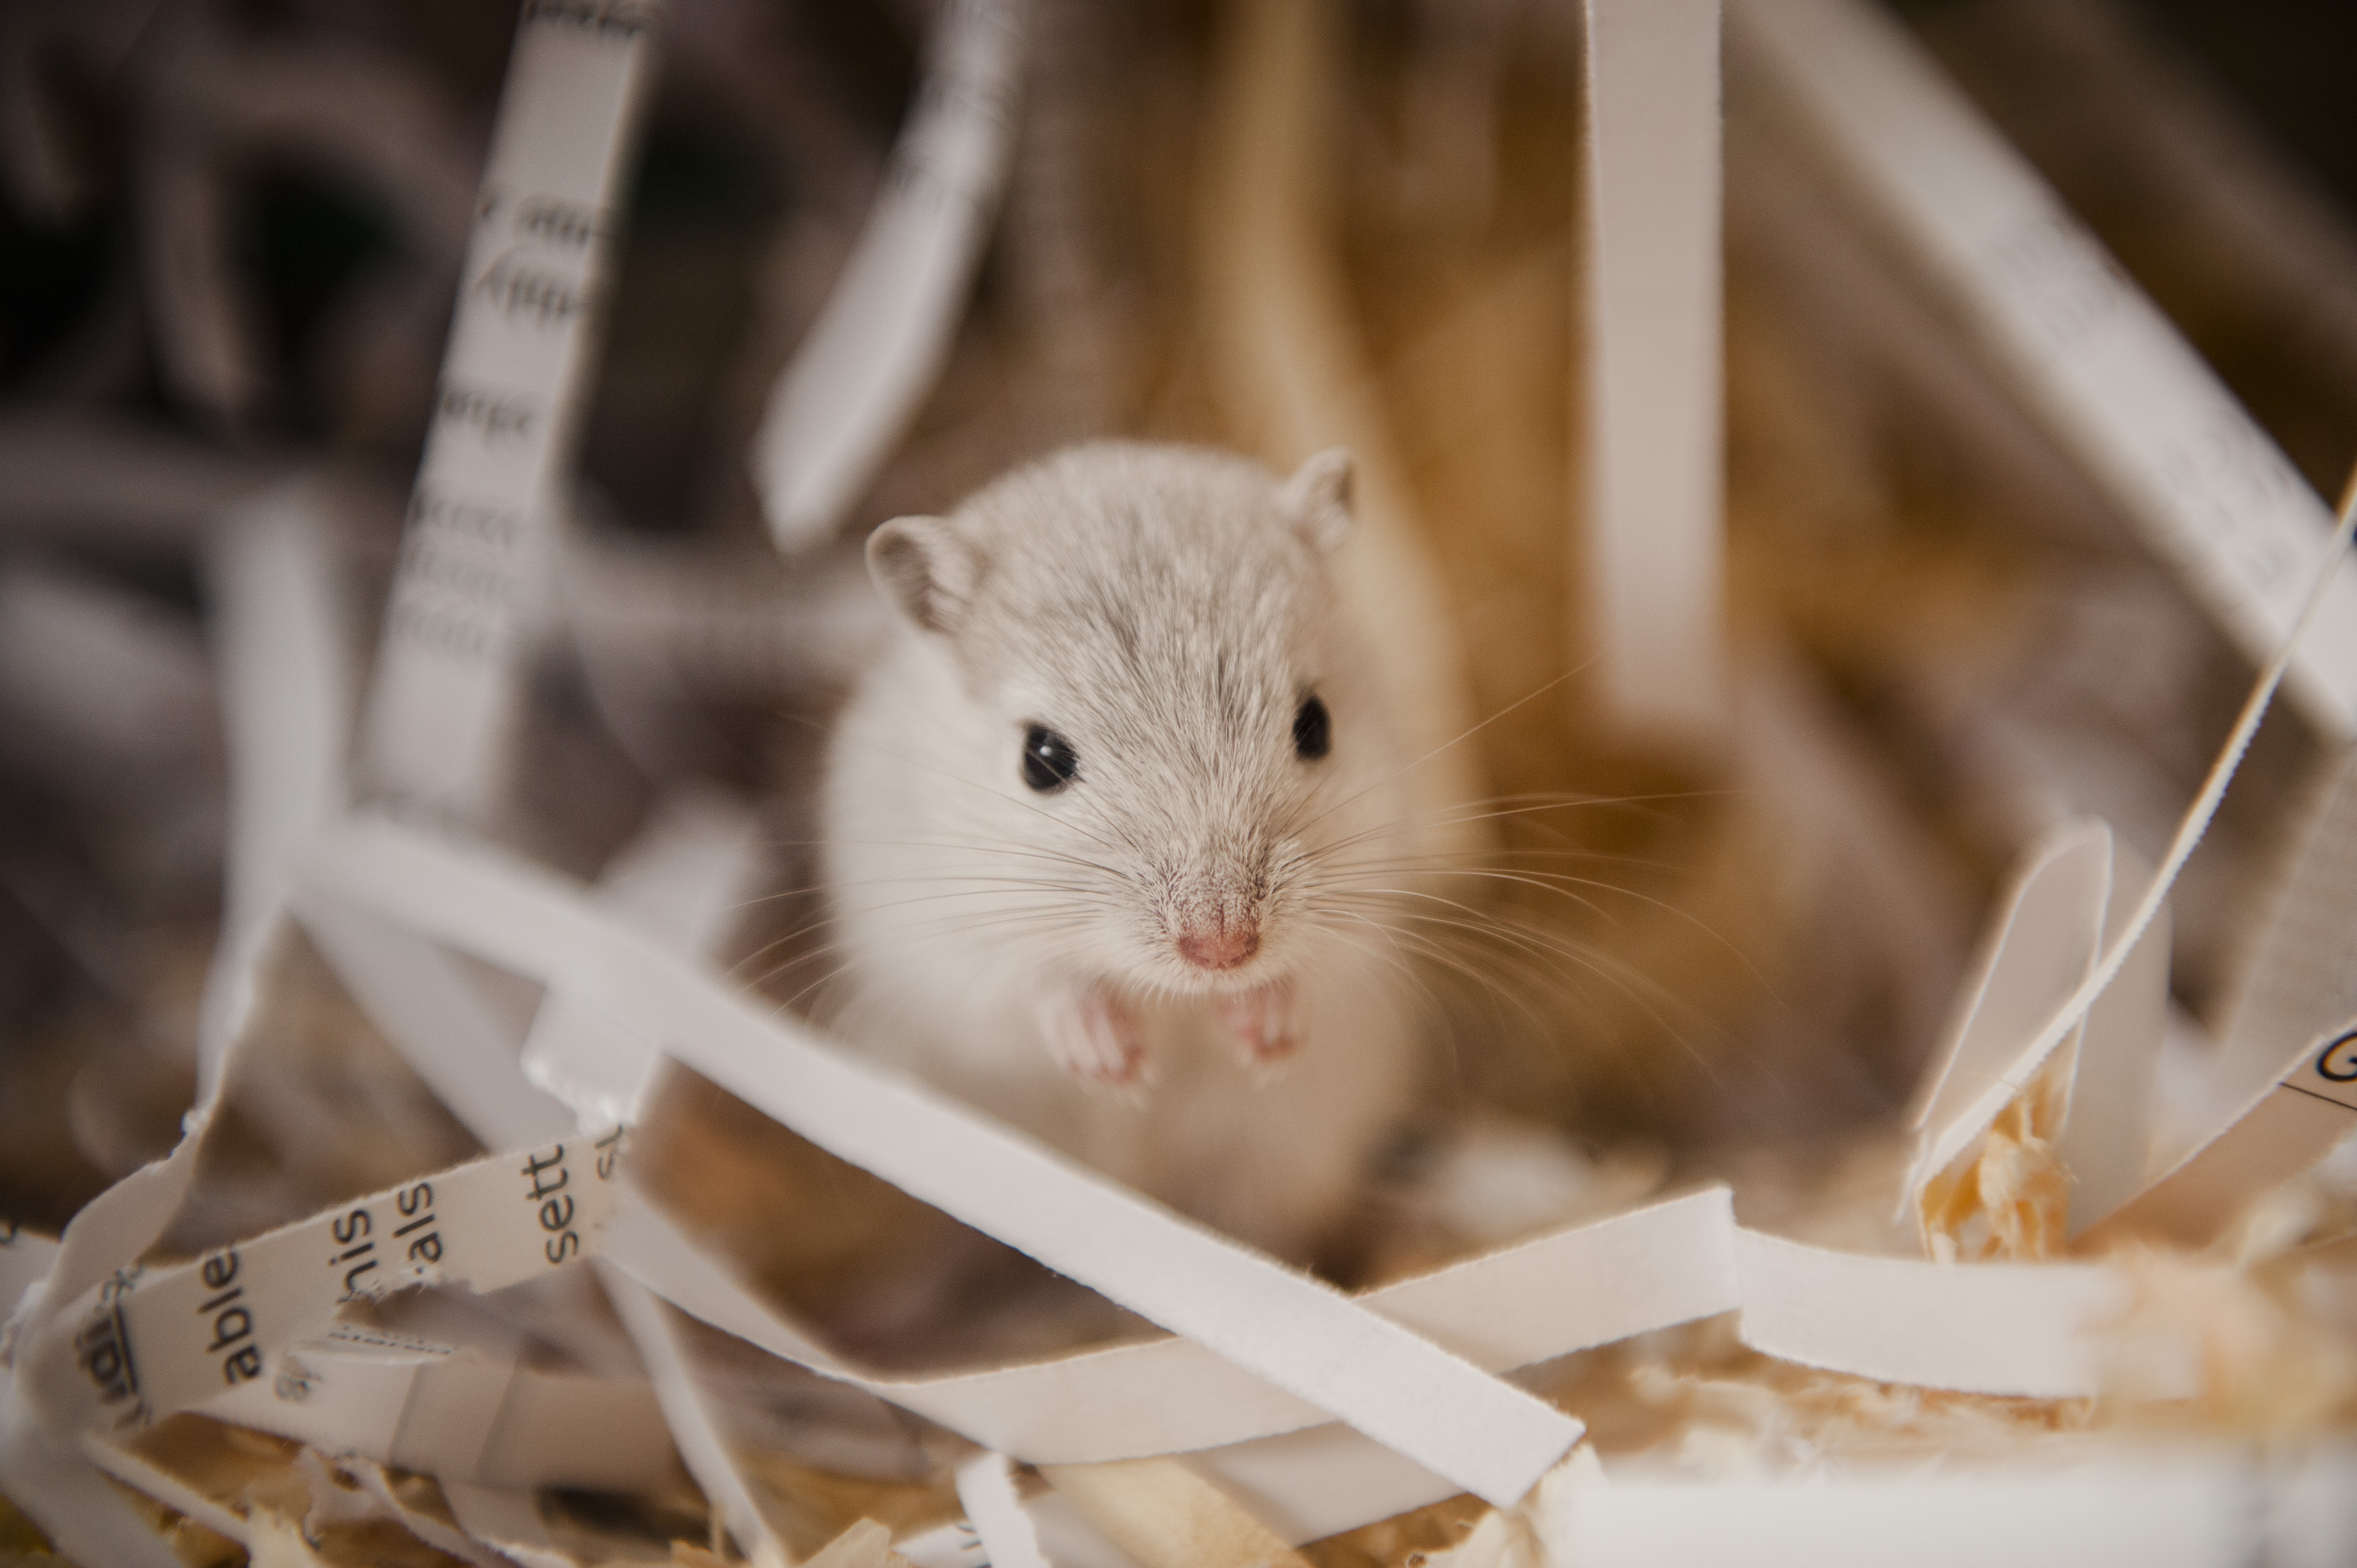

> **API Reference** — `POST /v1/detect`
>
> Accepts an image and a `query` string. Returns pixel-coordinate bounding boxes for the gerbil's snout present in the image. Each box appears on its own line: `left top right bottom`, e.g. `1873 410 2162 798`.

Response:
1158 849 1273 979
1176 919 1259 972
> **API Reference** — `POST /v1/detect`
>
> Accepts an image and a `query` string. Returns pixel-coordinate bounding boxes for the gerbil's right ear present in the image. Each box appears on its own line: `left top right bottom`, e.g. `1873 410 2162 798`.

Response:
1278 447 1356 555
867 516 981 636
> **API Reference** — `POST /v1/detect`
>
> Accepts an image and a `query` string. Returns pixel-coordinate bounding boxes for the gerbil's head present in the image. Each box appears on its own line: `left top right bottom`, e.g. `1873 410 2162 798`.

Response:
862 442 1401 1003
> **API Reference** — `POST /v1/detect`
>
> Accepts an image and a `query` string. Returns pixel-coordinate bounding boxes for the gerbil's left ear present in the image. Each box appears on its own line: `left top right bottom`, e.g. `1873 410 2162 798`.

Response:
1279 447 1355 555
867 515 981 636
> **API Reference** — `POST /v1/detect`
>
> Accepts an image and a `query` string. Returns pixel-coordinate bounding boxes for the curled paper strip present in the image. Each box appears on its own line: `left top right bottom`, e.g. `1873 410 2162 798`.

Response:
522 789 766 1128
1543 1460 2303 1568
203 488 354 1093
2055 840 2171 1238
1891 473 2356 1254
24 1134 622 1439
590 1187 1736 1469
1905 820 2117 1207
1892 454 2357 1252
1903 819 2170 1240
753 0 1030 551
2212 759 2357 1159
1730 0 2357 744
361 0 662 816
954 1450 1052 1568
79 1437 255 1549
603 1262 791 1568
2088 1017 2357 1251
1730 1229 2158 1397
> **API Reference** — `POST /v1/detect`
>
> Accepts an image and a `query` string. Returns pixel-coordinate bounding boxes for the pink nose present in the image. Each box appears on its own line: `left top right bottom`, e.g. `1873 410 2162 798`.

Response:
1176 924 1259 971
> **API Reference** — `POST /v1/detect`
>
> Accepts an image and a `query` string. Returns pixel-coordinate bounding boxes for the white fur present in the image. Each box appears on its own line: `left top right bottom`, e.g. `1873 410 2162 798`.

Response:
819 442 1455 1259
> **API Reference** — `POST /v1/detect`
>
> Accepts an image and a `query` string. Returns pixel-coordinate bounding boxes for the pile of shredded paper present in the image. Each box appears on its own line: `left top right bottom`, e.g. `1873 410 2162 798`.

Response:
4 0 2357 1563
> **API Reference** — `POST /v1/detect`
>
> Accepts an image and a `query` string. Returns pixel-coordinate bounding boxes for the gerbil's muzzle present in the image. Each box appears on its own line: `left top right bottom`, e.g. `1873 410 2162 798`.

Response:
1176 918 1259 972
1160 860 1270 976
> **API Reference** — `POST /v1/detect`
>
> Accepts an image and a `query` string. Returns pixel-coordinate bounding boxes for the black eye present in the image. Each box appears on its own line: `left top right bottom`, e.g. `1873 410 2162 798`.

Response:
1022 725 1080 791
1293 695 1330 760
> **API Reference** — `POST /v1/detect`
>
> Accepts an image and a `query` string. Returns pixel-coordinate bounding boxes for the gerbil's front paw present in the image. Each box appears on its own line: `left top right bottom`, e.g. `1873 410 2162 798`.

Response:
1217 976 1303 1071
1038 983 1148 1090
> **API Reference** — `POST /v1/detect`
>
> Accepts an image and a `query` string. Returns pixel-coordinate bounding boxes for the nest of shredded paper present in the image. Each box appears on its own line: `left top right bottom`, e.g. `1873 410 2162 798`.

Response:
7 0 2357 1564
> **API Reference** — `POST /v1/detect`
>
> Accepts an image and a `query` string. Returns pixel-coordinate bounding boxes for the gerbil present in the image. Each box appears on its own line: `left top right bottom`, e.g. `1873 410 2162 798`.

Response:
818 442 1468 1262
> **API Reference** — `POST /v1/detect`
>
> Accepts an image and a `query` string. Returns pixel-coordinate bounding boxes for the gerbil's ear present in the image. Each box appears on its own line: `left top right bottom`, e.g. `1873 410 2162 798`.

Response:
867 515 981 636
1278 447 1356 555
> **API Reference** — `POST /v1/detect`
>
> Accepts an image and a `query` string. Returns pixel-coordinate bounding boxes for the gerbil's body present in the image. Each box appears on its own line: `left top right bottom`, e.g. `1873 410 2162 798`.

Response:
820 442 1455 1260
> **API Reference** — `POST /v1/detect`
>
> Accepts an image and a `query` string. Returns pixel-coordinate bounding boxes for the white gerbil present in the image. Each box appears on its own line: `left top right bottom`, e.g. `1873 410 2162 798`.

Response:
819 442 1464 1261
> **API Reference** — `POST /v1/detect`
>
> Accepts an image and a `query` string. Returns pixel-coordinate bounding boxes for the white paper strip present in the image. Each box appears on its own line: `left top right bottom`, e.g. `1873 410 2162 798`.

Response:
310 786 782 1557
2058 839 2170 1236
610 1150 2180 1446
601 1187 1725 1471
1899 820 2174 1236
903 1492 1141 1568
1547 1463 2253 1568
521 789 764 1126
1580 0 1727 740
2087 1016 2357 1250
956 1450 1052 1568
535 797 781 1564
358 0 661 817
27 1136 623 1437
1927 0 2357 408
753 0 1028 552
1732 1228 2182 1397
198 1323 672 1490
1903 819 2112 1206
2215 757 2357 1120
201 490 352 1095
441 1484 576 1568
81 1434 255 1548
1728 0 2357 744
1885 450 2357 1242
306 902 574 1146
603 1266 790 1568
